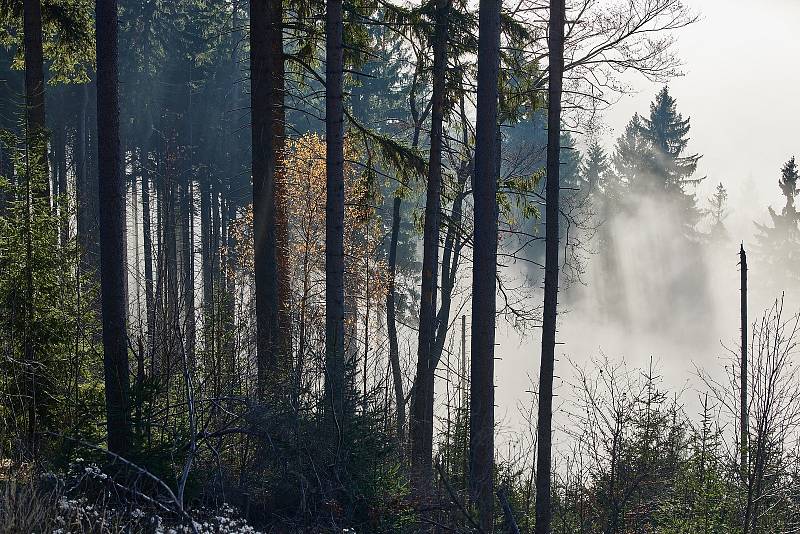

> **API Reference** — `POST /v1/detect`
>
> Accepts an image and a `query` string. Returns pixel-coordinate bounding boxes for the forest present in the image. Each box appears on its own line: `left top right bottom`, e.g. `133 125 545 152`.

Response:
1 0 799 532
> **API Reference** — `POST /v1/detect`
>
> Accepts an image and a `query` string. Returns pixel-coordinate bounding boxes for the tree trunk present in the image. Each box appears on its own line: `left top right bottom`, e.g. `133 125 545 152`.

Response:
534 1 565 532
270 0 291 370
386 194 405 444
410 0 449 496
142 148 155 357
23 0 48 191
325 0 347 439
431 169 468 369
740 243 748 473
200 177 214 357
96 0 132 456
250 0 279 397
741 244 751 532
179 178 196 367
470 0 501 527
55 120 69 245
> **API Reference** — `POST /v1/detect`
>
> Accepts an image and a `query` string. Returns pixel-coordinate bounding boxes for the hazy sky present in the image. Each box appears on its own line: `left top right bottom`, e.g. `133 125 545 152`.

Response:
604 0 800 237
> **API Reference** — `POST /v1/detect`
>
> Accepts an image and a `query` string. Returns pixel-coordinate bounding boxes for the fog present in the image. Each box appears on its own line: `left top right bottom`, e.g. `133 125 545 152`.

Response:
490 0 800 438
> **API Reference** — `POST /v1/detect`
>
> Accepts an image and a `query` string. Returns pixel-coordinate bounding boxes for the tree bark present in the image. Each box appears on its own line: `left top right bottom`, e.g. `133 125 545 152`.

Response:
410 0 450 496
386 194 405 444
141 148 155 357
55 119 69 245
23 0 48 191
470 0 501 528
179 178 196 368
250 0 279 396
270 0 291 370
96 0 132 456
535 0 565 532
200 177 214 355
325 0 347 438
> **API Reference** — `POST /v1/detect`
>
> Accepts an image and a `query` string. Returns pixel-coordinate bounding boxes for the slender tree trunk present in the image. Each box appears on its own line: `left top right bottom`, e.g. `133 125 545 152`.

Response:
431 170 468 367
142 148 155 356
535 1 565 532
96 0 132 456
386 194 405 444
180 178 196 367
55 121 69 245
200 177 214 355
741 244 751 532
409 0 449 497
740 243 748 472
470 0 501 528
223 194 237 377
325 0 347 441
250 0 279 396
0 145 8 215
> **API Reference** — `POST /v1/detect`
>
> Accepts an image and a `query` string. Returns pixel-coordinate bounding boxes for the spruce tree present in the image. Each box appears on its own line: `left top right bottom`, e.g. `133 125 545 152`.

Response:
755 157 800 280
706 182 729 241
582 140 608 194
642 87 703 229
641 86 701 192
612 113 651 191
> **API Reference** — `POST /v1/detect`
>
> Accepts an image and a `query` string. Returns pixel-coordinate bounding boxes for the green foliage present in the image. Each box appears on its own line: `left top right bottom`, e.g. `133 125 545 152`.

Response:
0 0 94 83
0 128 102 455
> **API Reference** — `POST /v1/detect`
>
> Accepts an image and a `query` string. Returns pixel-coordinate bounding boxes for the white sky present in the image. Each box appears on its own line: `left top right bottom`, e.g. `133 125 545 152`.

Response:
603 0 800 236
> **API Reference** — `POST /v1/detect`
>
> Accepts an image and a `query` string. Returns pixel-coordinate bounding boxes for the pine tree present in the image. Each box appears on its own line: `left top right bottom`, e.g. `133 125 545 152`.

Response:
612 113 651 191
706 182 729 241
582 141 608 194
755 157 800 280
641 86 701 193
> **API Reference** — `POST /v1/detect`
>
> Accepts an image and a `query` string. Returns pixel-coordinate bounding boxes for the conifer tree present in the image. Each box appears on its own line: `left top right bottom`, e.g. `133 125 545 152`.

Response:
582 141 608 194
706 182 729 241
755 157 800 279
641 87 701 194
612 113 651 191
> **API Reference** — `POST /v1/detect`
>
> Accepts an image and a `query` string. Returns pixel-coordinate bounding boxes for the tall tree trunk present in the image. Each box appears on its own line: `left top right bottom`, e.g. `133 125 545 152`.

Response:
23 0 47 188
534 0 565 532
52 114 69 245
141 148 155 357
386 101 427 449
250 0 279 396
200 177 214 356
410 0 449 496
740 243 748 473
386 194 405 444
270 0 292 370
96 0 132 456
179 178 196 367
741 244 751 532
431 168 468 368
325 0 347 441
21 0 48 449
0 144 9 215
470 0 501 527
